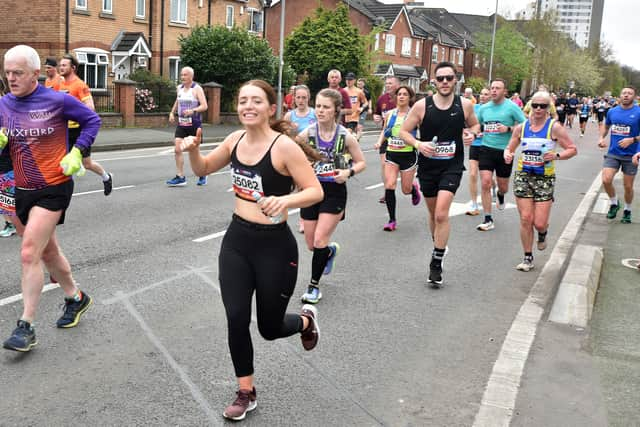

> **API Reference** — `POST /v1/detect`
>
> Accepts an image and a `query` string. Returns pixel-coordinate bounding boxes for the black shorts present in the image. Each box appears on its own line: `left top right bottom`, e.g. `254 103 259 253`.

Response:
469 145 482 161
567 108 577 116
15 180 74 226
385 150 418 171
175 125 200 139
478 146 513 178
557 112 566 123
300 181 347 221
345 122 358 132
579 116 589 123
379 140 388 155
68 128 91 157
417 163 463 198
597 112 605 123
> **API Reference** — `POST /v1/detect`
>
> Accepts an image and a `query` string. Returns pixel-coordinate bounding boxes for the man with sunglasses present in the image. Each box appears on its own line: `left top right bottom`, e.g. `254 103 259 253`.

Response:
399 61 479 287
475 78 526 231
598 86 640 224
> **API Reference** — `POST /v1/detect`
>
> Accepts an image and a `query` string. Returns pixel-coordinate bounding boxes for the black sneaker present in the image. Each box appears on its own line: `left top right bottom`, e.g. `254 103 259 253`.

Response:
3 320 37 352
607 202 620 219
300 304 320 351
56 291 93 328
537 231 547 251
103 173 113 196
428 262 443 288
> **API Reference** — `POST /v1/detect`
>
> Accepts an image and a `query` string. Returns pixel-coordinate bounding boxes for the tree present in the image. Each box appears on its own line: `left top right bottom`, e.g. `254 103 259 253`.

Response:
284 4 369 96
465 77 488 93
179 25 293 110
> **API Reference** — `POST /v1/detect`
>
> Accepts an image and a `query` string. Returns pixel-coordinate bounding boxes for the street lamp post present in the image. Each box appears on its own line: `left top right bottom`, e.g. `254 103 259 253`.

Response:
276 0 285 119
488 0 498 82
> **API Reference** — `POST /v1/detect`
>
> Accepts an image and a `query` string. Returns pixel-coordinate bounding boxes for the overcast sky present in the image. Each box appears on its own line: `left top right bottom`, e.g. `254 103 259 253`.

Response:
380 0 639 70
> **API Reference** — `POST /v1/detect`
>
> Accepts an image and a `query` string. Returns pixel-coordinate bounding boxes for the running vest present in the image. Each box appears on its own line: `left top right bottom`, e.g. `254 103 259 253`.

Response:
418 95 465 169
177 82 202 128
580 104 590 117
230 133 293 202
517 118 556 176
307 124 349 183
290 108 316 135
384 108 416 153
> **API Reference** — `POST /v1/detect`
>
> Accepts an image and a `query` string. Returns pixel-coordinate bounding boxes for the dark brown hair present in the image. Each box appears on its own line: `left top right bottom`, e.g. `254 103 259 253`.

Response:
394 85 416 107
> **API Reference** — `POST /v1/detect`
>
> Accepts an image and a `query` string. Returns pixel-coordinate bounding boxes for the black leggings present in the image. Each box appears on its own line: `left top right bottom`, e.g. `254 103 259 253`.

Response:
219 214 303 377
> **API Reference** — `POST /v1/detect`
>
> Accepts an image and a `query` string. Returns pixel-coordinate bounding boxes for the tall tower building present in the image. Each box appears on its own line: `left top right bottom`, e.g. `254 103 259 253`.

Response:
535 0 604 49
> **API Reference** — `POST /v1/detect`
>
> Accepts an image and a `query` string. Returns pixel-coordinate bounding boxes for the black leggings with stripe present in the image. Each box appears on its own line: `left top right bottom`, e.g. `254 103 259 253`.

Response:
219 214 303 377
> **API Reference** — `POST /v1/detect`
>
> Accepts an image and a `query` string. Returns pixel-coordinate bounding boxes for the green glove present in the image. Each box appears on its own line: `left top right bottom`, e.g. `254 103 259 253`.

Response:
60 147 84 176
0 128 7 149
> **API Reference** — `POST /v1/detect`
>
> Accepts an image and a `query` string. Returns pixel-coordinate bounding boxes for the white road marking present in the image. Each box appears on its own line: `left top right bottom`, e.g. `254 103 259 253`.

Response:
592 192 610 215
473 172 602 427
192 209 301 243
120 293 221 425
72 185 135 196
621 258 640 270
0 283 60 307
96 143 220 161
448 201 516 217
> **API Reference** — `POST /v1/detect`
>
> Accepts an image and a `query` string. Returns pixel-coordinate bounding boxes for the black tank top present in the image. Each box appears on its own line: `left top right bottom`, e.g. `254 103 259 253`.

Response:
418 95 465 171
230 133 293 202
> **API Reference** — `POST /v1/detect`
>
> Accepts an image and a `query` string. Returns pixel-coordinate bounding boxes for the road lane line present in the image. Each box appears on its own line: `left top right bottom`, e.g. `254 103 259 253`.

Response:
192 209 301 243
73 185 135 196
473 172 602 427
120 293 221 425
0 283 60 307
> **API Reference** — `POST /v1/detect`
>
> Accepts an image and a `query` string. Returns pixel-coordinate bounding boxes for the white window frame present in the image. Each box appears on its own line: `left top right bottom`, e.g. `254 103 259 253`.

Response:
170 0 187 24
136 0 145 18
375 34 380 51
75 0 87 9
458 49 464 66
169 57 181 83
415 42 420 59
385 34 396 54
401 37 412 56
75 50 109 90
247 8 263 33
102 0 112 14
432 45 438 62
226 5 234 28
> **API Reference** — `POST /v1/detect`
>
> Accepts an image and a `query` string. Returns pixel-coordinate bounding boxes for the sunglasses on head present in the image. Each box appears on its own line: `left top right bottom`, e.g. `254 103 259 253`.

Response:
531 103 549 109
435 75 455 82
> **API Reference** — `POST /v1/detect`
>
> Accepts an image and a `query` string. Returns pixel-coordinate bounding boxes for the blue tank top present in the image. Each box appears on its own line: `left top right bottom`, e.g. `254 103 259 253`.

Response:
290 108 317 135
517 118 556 176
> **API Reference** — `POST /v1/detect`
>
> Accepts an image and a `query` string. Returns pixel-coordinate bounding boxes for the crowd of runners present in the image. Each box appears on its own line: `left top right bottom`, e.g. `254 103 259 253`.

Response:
2 43 640 422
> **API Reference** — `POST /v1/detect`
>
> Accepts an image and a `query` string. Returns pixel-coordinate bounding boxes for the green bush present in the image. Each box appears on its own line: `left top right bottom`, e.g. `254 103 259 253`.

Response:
128 69 177 112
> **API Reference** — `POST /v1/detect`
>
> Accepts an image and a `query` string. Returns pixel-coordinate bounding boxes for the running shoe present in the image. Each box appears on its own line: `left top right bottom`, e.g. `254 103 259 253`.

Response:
166 175 187 187
0 222 16 237
607 202 620 219
516 257 534 272
465 203 480 216
476 219 495 231
496 192 506 210
621 210 632 224
301 285 322 304
103 173 113 196
197 176 208 186
300 304 320 351
223 387 257 421
379 195 386 204
323 242 340 275
411 182 421 205
383 220 397 231
428 263 443 288
3 320 37 352
56 291 93 328
537 231 547 251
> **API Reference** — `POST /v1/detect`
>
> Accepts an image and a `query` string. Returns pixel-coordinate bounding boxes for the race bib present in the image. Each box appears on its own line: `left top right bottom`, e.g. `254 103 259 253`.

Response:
557 105 564 112
522 150 544 168
231 167 264 201
483 121 502 134
178 116 193 127
611 124 631 136
432 141 456 160
314 161 337 182
0 171 15 213
388 136 406 150
580 112 589 117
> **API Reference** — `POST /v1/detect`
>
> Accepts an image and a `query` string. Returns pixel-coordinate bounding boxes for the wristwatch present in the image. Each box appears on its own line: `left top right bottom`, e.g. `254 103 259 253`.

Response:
556 152 561 160
349 168 355 178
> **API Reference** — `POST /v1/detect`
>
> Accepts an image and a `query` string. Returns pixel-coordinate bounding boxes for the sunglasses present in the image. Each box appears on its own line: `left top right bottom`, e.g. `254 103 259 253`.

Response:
531 103 549 109
435 75 455 82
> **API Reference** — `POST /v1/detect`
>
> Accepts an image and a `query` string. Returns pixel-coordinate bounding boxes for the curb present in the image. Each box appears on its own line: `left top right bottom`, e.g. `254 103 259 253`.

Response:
548 244 604 327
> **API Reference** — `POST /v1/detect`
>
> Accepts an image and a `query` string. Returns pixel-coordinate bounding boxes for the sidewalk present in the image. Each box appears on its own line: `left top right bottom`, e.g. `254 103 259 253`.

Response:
93 120 381 152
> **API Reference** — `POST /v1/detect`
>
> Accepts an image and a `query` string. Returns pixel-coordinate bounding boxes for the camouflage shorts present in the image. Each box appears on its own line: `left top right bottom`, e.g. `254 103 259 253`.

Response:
513 171 555 202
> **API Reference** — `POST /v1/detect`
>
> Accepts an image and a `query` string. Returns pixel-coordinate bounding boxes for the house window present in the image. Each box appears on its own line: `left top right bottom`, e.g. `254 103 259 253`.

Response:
248 8 263 33
136 0 145 18
474 55 480 68
415 42 420 59
169 57 181 83
458 49 464 66
102 0 112 13
226 5 234 28
432 45 438 62
401 38 411 56
75 0 87 9
375 34 380 51
170 0 187 23
385 34 396 54
76 52 109 89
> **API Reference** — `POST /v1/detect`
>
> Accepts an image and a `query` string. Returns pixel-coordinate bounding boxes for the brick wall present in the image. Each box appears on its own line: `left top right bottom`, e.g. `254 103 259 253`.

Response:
99 113 123 128
134 112 169 128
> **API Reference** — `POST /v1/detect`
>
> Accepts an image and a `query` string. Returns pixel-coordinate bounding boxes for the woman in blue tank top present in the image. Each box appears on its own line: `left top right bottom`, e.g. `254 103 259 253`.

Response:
179 80 323 421
284 84 316 136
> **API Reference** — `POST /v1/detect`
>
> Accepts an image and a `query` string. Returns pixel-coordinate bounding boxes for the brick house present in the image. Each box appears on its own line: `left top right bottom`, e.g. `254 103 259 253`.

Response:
0 0 266 88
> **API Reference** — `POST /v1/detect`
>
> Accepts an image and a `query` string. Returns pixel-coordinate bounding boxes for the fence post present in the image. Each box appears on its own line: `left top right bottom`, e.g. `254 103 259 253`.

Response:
202 82 223 125
114 79 137 127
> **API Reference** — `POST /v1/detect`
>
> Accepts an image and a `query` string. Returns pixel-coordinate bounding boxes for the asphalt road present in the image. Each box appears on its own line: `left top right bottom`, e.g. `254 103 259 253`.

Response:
0 126 608 426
